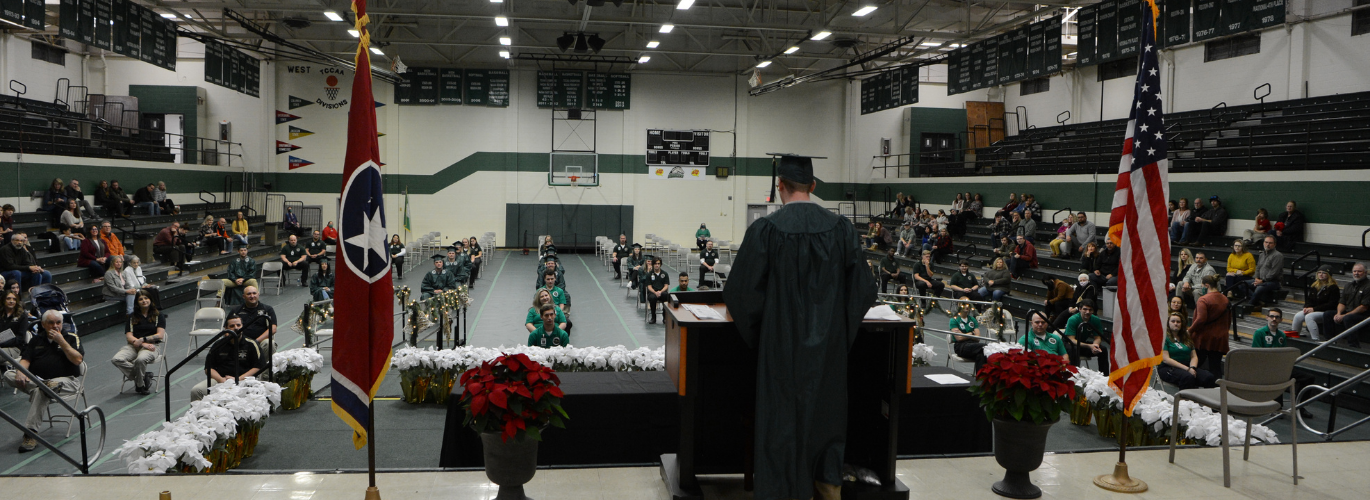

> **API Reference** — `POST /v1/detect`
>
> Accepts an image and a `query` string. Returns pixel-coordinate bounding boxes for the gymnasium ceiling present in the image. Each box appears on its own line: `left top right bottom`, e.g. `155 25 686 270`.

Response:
141 0 1084 76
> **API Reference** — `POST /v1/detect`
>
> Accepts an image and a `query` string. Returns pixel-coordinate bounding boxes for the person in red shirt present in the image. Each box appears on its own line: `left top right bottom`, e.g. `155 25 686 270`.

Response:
1009 234 1038 278
321 221 339 246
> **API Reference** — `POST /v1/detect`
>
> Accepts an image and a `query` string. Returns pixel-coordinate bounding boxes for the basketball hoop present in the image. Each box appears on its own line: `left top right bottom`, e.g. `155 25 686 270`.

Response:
569 175 580 187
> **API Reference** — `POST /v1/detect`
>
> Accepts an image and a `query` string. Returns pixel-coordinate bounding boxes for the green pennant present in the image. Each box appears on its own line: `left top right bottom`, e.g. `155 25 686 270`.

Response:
289 95 314 109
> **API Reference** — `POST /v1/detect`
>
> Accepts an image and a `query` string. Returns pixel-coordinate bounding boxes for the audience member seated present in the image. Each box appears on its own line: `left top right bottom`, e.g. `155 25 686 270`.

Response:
1242 208 1271 247
525 289 568 334
321 222 339 246
305 230 329 272
231 286 278 353
888 285 916 316
231 212 251 248
1179 196 1227 245
535 255 565 290
1048 213 1075 258
220 246 260 306
670 272 693 293
278 235 309 287
644 259 670 324
1168 198 1192 243
124 255 154 295
190 316 261 401
527 304 570 348
1323 262 1369 345
110 180 134 217
956 193 984 235
196 217 226 255
1158 312 1217 390
1190 274 1231 378
62 179 93 216
1292 266 1339 341
895 222 918 257
111 291 164 395
420 257 458 299
99 220 125 258
950 304 989 372
282 207 303 237
865 222 890 251
699 240 721 288
1221 239 1256 295
1008 235 1038 279
467 237 484 285
447 243 472 286
1014 210 1038 243
877 248 904 293
611 234 631 280
154 182 178 215
1064 299 1110 373
0 204 14 246
59 200 88 239
153 222 197 273
78 226 110 281
1250 307 1316 419
1 234 53 290
1170 248 1195 291
947 260 979 300
40 178 68 225
1274 201 1305 252
1042 276 1075 322
103 255 137 314
911 251 944 307
973 257 1013 303
1020 310 1068 362
994 193 1019 219
927 229 953 261
388 234 406 279
0 290 29 361
1064 212 1097 257
2 310 83 453
988 214 1012 244
1169 296 1190 326
1173 251 1215 309
310 260 335 301
1021 194 1042 222
540 271 572 333
1243 236 1284 306
695 224 710 252
538 236 558 261
94 181 128 218
993 236 1015 267
133 183 161 215
1052 274 1100 330
625 245 646 291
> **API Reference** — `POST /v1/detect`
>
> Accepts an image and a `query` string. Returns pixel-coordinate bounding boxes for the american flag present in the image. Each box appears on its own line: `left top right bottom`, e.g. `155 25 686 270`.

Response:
1106 0 1168 417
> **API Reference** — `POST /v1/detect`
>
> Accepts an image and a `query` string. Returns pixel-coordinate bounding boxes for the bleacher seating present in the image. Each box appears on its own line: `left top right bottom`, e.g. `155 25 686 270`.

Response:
0 93 175 162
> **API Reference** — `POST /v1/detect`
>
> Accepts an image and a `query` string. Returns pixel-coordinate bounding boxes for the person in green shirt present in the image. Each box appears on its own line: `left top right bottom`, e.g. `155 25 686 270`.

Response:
1064 299 1110 373
670 272 694 293
1158 312 1216 389
889 285 916 316
525 289 567 333
540 270 572 334
420 257 457 299
279 234 310 286
695 223 711 252
946 260 979 300
219 245 259 305
1020 311 1068 361
1249 307 1315 418
950 305 979 338
528 305 570 348
625 244 646 291
878 248 903 293
535 256 566 290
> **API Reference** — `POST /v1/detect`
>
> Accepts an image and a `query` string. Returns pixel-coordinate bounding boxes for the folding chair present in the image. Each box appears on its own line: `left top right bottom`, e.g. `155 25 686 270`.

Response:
260 261 284 295
710 263 731 289
119 333 168 394
41 361 88 437
945 333 976 371
187 307 227 355
194 279 224 311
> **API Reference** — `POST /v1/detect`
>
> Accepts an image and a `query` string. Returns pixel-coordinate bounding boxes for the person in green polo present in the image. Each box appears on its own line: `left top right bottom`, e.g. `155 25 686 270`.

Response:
670 272 693 293
1064 299 1110 373
695 223 711 252
1249 307 1314 419
528 305 570 348
525 289 567 334
1020 310 1068 361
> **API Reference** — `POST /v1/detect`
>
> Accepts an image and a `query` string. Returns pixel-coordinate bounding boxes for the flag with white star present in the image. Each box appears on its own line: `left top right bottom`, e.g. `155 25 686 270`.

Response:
1105 0 1169 418
332 0 394 451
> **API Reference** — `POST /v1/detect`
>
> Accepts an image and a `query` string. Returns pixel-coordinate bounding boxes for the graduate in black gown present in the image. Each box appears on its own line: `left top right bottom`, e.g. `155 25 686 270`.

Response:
722 155 876 500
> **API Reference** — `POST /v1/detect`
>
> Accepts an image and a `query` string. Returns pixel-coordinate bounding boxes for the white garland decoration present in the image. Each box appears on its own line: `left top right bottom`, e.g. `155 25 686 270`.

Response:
114 378 282 474
1070 367 1280 446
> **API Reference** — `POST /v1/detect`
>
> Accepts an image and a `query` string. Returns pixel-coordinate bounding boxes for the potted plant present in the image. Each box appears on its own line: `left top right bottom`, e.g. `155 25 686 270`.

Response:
969 349 1078 499
459 353 568 500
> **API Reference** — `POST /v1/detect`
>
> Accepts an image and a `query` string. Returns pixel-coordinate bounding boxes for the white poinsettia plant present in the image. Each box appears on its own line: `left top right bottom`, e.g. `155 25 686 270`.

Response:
911 343 936 367
272 347 325 381
392 344 666 374
981 341 1022 359
114 377 282 474
1070 367 1279 447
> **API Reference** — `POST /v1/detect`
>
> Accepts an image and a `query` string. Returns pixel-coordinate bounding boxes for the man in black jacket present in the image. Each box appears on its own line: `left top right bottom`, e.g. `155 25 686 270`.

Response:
0 234 53 291
133 183 161 215
611 234 630 280
1089 238 1121 288
1181 196 1228 245
63 180 94 215
190 316 262 401
1275 200 1306 252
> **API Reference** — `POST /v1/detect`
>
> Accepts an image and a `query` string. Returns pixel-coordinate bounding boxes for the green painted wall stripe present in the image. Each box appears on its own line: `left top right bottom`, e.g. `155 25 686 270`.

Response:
0 161 235 198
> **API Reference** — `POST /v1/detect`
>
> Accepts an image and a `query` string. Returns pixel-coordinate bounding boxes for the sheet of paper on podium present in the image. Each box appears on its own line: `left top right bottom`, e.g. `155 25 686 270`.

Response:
924 373 970 385
864 306 903 321
681 304 724 320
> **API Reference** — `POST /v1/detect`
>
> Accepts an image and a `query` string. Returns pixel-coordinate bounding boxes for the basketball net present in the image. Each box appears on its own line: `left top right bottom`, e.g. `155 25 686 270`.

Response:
569 175 580 187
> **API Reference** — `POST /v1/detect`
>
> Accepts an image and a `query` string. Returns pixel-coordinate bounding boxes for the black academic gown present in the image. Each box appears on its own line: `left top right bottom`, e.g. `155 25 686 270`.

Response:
722 201 877 500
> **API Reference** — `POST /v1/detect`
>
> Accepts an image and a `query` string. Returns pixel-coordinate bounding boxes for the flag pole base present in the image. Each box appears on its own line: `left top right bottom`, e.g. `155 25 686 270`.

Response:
1094 462 1147 493
364 486 382 500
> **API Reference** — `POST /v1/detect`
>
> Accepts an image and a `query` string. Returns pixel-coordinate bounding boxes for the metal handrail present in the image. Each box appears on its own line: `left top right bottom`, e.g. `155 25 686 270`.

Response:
0 349 106 473
1208 101 1227 120
1052 207 1074 226
1288 249 1321 286
162 328 273 421
1362 228 1369 249
1056 110 1070 125
1254 82 1271 106
0 105 246 167
9 79 26 96
1258 317 1370 439
199 190 217 204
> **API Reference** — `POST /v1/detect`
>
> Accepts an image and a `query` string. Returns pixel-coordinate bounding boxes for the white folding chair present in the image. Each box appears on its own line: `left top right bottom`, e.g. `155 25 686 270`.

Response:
312 317 335 352
194 279 224 311
119 333 168 394
41 361 88 437
187 307 227 355
710 263 731 289
260 261 284 295
945 334 976 372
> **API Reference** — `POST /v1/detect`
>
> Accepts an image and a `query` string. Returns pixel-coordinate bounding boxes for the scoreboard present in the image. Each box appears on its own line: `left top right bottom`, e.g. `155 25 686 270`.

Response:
58 0 178 71
947 16 1062 95
646 129 709 166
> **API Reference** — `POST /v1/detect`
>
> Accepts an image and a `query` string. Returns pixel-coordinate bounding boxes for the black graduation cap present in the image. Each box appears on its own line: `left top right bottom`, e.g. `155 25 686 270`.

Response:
543 254 560 262
431 254 447 262
767 153 825 185
631 243 643 249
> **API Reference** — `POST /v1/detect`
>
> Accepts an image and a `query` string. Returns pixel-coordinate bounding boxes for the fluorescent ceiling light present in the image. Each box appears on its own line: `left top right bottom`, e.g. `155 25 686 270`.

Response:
659 24 674 33
494 16 508 27
184 13 192 19
811 31 832 40
370 47 384 55
638 55 651 63
161 13 177 19
677 0 694 9
784 46 799 54
920 42 940 47
646 40 660 48
323 11 343 22
499 50 511 58
491 0 503 3
499 36 512 45
852 6 877 16
756 60 772 68
348 29 360 37
1067 52 1078 57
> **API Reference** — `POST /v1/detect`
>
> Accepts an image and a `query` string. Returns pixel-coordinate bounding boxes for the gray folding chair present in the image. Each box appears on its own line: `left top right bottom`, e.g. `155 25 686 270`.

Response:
260 261 284 295
187 307 227 355
1168 347 1300 488
194 279 224 311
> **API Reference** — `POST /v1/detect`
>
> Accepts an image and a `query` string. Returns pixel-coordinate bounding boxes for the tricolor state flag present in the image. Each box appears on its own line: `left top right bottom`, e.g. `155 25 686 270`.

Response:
332 0 394 450
1107 0 1169 417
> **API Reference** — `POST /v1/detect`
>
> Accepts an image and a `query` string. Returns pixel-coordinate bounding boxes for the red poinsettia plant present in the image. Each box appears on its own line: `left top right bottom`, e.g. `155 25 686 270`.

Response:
459 353 569 442
968 349 1078 424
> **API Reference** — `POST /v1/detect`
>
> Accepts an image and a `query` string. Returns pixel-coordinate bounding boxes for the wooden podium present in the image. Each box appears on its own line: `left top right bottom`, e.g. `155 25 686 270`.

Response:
658 296 917 500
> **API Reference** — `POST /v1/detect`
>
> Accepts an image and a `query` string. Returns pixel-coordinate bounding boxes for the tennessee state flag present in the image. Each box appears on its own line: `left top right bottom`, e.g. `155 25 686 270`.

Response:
332 0 393 449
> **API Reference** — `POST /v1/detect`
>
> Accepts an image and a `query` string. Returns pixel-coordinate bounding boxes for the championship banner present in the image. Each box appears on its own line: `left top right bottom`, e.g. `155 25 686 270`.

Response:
647 165 707 180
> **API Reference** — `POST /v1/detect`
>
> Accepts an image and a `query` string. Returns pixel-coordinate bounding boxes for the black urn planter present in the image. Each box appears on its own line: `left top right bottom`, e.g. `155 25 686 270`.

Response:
991 417 1055 499
481 432 539 500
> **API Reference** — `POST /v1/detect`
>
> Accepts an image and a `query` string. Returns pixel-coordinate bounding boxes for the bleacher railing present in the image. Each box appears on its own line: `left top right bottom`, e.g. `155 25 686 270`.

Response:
0 349 107 474
0 103 246 168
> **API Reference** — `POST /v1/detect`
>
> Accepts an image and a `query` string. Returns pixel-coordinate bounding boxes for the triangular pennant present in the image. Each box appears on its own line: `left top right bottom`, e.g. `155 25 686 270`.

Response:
377 132 386 137
374 101 386 108
289 126 315 140
289 95 315 109
288 156 314 170
276 111 302 124
276 141 301 154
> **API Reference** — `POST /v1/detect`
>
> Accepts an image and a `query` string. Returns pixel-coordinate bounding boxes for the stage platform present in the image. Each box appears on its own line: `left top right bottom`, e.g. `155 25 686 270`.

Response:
4 440 1361 499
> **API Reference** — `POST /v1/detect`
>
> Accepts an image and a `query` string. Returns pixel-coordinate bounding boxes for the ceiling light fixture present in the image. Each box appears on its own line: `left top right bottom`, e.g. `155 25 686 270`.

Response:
852 6 877 16
323 11 343 22
586 34 606 53
677 0 694 9
348 29 360 37
495 16 508 27
756 60 772 68
370 47 384 55
160 13 177 19
646 40 660 48
784 46 799 54
491 0 503 3
811 31 832 40
659 24 674 33
557 34 575 52
499 50 511 58
638 55 651 63
499 36 512 45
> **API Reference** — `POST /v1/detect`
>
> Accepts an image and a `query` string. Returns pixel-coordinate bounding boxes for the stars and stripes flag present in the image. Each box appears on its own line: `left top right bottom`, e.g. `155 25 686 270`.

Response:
332 0 394 449
1106 0 1169 417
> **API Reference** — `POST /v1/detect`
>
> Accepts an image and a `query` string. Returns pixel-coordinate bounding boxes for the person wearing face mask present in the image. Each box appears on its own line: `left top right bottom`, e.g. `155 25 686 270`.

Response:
190 316 262 401
1054 274 1099 330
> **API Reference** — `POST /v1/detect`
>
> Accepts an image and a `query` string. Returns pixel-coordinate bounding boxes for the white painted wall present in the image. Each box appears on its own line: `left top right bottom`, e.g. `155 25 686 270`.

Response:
0 36 97 103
